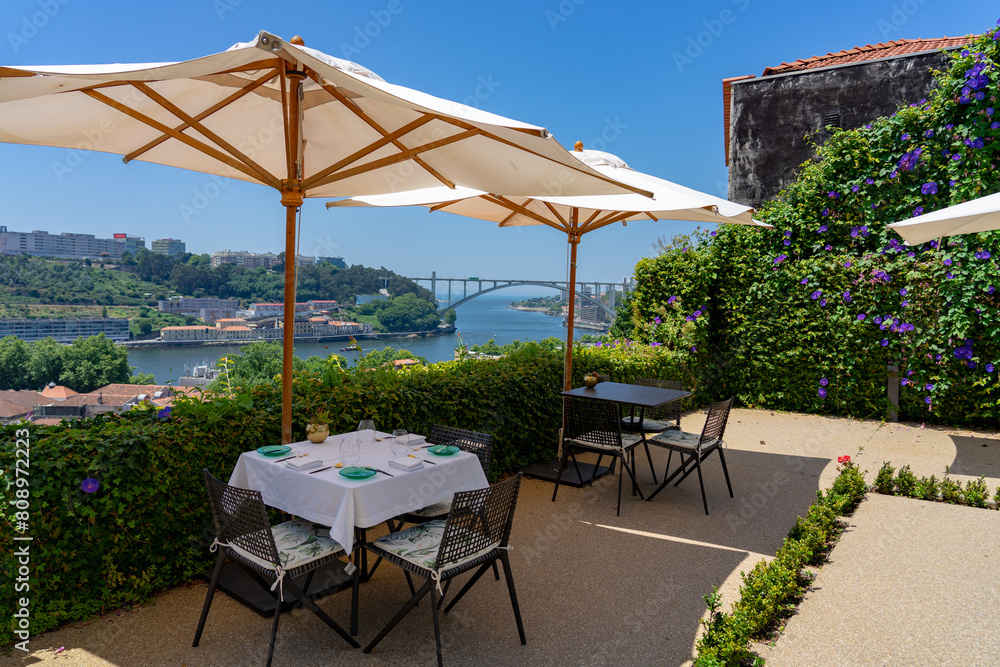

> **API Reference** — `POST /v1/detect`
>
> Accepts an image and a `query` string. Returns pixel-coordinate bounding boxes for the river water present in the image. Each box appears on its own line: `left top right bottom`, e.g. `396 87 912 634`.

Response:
127 294 587 383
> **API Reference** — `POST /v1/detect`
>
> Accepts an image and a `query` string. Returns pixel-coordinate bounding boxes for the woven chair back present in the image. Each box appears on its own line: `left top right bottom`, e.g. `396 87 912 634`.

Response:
435 473 522 570
635 378 684 423
203 470 279 566
430 424 493 476
562 396 622 450
700 397 734 446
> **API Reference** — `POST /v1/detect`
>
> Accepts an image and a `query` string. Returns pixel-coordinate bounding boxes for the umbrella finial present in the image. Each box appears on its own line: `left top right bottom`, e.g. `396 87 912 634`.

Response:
290 36 305 46
573 141 583 151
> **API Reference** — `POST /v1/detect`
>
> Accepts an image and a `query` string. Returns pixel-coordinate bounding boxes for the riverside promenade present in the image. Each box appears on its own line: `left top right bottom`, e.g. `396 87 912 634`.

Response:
5 409 998 666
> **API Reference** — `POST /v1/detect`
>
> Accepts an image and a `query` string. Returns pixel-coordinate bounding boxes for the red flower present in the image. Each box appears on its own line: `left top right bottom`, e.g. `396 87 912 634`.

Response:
837 455 851 465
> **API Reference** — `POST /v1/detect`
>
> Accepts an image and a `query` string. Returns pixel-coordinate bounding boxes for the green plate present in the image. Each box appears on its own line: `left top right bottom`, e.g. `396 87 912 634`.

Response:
339 466 377 480
257 445 292 457
428 444 460 456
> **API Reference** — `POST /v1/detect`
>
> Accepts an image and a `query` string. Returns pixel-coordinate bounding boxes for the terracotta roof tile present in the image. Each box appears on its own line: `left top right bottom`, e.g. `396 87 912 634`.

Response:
762 37 973 75
41 384 79 400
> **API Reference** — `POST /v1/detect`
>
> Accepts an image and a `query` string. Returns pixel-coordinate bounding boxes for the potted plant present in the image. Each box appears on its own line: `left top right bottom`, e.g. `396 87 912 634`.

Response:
306 410 331 443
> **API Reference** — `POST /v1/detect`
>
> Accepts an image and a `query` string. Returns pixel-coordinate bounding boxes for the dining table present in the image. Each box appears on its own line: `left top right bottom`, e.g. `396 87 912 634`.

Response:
228 430 489 557
526 381 692 487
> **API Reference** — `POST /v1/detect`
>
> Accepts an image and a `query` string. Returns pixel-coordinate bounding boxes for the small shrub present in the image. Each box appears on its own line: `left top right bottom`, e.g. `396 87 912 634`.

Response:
874 462 896 494
963 477 990 509
916 475 939 501
940 474 962 504
994 484 1000 510
894 465 919 498
694 588 756 667
830 461 867 512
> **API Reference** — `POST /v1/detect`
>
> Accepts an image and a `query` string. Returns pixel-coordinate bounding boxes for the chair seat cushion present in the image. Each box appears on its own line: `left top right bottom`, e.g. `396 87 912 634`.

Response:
372 520 498 571
567 432 642 451
230 519 346 572
650 430 712 450
407 499 452 518
621 417 676 432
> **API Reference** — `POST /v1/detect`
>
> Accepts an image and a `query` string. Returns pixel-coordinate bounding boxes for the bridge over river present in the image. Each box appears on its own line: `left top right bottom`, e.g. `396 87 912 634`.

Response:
405 272 633 319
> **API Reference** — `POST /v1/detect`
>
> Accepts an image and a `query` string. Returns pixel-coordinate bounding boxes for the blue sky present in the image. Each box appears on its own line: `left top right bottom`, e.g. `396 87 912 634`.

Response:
0 0 995 294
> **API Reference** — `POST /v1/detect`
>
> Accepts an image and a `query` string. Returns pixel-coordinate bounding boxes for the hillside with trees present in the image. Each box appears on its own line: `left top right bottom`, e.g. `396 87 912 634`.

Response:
0 334 151 392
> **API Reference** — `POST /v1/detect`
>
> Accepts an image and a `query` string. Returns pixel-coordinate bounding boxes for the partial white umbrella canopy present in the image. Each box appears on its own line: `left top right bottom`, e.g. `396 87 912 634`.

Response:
0 31 648 442
329 145 771 389
888 190 1000 245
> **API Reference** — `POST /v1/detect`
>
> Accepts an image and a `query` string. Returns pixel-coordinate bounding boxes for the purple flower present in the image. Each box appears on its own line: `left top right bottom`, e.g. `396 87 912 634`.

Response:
820 377 829 386
820 299 827 306
650 342 662 347
710 230 717 236
817 225 828 233
921 182 938 195
881 339 889 346
843 291 851 302
774 254 787 264
975 251 993 260
685 315 694 322
157 406 172 419
801 278 809 285
861 226 869 237
901 300 909 307
783 239 791 246
968 360 978 369
851 185 860 192
654 317 661 324
924 130 935 138
818 387 827 398
693 310 702 318
668 295 678 304
986 363 995 373
925 383 934 391
946 272 955 279
784 230 792 237
821 208 830 217
925 396 932 405
810 290 822 300
989 286 996 294
844 261 852 268
824 245 832 251
943 258 953 266
82 477 100 494
857 313 866 320
828 191 839 199
899 288 907 296
874 316 883 324
993 122 1000 129
865 178 874 185
901 133 910 141
913 207 924 216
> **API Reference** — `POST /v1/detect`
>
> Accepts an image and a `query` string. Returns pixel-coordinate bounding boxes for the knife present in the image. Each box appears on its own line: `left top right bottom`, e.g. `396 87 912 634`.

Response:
363 466 394 477
308 466 334 474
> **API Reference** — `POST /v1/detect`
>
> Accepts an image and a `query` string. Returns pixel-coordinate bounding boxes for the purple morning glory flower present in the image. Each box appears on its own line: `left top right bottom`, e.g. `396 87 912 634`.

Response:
921 182 938 195
976 251 993 260
901 133 910 141
851 185 860 192
913 207 924 216
986 363 996 373
881 339 889 346
817 225 828 233
811 290 821 300
157 406 172 419
693 310 702 318
828 191 839 199
857 313 866 320
710 230 717 236
82 477 100 493
821 208 830 217
654 317 661 324
861 226 869 236
874 316 883 324
924 130 934 138
968 360 978 369
801 278 809 285
774 254 787 264
992 122 1000 129
820 299 827 306
925 383 934 391
824 245 832 251
843 291 851 302
668 295 678 304
890 170 899 178
946 272 954 279
820 378 829 386
925 396 932 405
901 300 909 307
943 258 953 266
784 230 792 237
865 178 874 185
899 288 907 296
685 315 694 322
901 379 909 386
783 239 791 246
818 387 827 398
844 261 852 268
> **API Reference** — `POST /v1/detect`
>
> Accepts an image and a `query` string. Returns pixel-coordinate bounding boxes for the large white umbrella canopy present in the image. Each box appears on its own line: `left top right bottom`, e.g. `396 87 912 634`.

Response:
329 146 770 388
0 31 648 442
888 191 1000 245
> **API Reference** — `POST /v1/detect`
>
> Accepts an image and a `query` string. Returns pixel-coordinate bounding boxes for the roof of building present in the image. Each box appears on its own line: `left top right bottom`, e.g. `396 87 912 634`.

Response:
161 325 214 331
31 417 64 426
41 383 79 400
723 36 974 166
57 384 197 408
222 326 251 331
0 390 45 419
761 36 973 76
215 318 247 323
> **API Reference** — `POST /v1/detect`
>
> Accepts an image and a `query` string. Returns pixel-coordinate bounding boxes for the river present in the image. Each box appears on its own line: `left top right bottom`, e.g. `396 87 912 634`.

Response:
126 293 589 383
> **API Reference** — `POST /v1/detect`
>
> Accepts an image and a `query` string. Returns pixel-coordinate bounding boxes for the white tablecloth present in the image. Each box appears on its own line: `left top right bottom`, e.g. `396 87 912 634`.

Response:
229 431 489 554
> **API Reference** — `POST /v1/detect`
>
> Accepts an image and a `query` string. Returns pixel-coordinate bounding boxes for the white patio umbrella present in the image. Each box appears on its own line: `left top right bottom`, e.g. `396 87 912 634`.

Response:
329 144 770 389
888 190 1000 245
0 31 649 442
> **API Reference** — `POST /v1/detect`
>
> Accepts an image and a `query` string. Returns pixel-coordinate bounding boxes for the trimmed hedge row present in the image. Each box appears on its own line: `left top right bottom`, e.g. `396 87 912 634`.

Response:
694 460 868 666
0 342 688 646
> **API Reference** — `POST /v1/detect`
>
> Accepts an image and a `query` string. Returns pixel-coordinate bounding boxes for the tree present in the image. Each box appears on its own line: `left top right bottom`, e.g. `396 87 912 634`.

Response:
59 334 132 393
0 336 31 390
128 371 156 384
375 294 441 332
442 308 457 325
27 337 64 388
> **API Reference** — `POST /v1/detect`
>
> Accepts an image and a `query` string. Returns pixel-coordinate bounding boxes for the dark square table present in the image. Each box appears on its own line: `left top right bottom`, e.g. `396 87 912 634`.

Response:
522 381 691 487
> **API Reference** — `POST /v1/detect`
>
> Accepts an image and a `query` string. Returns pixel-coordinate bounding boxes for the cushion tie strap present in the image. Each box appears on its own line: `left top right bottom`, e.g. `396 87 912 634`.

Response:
269 565 288 601
209 538 229 553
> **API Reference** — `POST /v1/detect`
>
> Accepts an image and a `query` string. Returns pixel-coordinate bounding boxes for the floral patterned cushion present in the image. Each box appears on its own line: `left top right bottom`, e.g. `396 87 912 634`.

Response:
621 417 676 432
230 519 346 572
568 432 642 451
408 499 452 518
650 430 711 450
373 520 498 571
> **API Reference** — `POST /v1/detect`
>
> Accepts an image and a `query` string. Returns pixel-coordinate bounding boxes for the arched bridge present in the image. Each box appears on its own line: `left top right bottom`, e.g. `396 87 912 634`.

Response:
405 273 633 320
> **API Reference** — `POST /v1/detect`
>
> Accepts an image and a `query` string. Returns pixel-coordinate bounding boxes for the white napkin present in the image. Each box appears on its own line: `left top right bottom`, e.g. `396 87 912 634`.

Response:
407 435 427 445
287 458 323 471
388 457 424 471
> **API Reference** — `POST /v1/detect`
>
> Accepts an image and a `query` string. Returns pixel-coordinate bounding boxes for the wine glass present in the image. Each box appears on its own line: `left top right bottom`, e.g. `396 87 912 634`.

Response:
357 419 376 449
391 429 409 457
340 437 360 466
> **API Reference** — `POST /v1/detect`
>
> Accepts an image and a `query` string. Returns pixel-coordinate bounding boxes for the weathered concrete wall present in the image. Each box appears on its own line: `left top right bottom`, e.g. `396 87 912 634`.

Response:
728 51 957 208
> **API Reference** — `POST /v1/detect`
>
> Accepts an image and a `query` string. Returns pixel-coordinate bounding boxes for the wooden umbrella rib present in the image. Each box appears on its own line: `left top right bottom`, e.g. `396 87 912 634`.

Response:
312 76 456 189
129 82 279 187
124 70 277 166
82 89 266 184
307 127 478 190
582 210 603 226
301 114 436 190
487 194 566 232
540 200 569 226
440 117 653 198
580 211 635 234
428 199 464 212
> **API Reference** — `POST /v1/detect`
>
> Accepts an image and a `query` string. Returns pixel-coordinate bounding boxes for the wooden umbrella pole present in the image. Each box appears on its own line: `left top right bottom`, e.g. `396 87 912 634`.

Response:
564 209 579 390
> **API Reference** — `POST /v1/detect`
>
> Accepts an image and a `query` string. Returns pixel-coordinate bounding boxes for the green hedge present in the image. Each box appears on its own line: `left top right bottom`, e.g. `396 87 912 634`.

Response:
0 342 688 646
694 460 869 666
626 24 1000 426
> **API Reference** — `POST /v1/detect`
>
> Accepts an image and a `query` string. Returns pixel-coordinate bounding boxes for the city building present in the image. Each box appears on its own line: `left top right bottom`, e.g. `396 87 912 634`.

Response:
306 300 339 312
0 226 125 260
249 302 310 317
115 233 145 254
317 256 347 268
151 238 186 258
211 249 279 269
157 297 239 323
724 36 971 207
0 318 129 343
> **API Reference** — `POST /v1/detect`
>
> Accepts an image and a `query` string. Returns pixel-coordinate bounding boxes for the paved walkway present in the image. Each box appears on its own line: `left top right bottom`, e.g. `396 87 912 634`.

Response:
3 409 998 666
